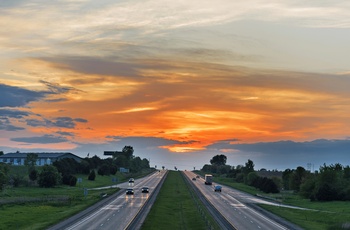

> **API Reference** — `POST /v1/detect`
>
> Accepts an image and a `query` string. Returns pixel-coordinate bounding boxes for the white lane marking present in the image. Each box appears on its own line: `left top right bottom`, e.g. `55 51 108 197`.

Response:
102 205 123 210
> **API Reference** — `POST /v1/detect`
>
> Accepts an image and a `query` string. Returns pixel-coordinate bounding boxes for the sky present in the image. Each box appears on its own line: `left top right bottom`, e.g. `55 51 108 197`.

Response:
1 0 350 171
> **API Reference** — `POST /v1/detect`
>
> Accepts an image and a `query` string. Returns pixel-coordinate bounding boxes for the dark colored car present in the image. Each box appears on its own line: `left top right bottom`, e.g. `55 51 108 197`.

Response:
141 187 149 193
214 185 222 192
196 175 200 178
126 188 134 195
129 178 135 183
192 177 196 181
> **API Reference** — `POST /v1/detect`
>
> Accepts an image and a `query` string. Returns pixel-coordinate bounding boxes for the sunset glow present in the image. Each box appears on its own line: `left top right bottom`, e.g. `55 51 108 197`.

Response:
1 0 350 170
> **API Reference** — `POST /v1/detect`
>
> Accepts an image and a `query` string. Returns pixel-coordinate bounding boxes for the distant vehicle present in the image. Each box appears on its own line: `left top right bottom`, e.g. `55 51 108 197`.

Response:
129 178 135 183
204 174 213 185
192 177 196 181
196 175 200 178
126 188 134 195
141 187 149 193
214 185 222 192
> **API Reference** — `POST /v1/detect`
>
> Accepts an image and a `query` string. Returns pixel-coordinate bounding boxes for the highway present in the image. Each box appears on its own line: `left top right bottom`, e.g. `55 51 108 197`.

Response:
57 170 166 230
183 171 303 230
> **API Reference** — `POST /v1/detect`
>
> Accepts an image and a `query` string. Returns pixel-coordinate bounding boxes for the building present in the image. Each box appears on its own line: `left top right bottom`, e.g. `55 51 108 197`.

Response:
0 152 82 166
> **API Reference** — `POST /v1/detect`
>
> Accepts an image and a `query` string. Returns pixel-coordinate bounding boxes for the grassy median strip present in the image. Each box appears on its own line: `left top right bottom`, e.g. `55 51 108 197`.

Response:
142 171 219 230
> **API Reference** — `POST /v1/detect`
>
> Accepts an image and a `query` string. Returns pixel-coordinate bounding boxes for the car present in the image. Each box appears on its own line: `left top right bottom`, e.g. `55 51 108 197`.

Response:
196 175 200 178
141 186 149 193
126 188 134 195
129 178 135 183
192 177 196 181
214 185 222 192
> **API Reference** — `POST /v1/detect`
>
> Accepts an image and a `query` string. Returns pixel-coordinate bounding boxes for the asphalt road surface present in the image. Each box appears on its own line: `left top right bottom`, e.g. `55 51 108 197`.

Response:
183 171 303 230
60 170 166 230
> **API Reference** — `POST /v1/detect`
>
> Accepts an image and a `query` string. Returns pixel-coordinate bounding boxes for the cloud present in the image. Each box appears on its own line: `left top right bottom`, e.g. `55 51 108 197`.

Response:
26 117 88 128
11 134 68 144
206 139 350 170
0 109 30 118
40 80 78 94
0 84 46 107
56 131 75 137
0 117 25 131
0 109 29 131
74 118 88 123
105 136 182 147
207 139 350 154
46 56 143 77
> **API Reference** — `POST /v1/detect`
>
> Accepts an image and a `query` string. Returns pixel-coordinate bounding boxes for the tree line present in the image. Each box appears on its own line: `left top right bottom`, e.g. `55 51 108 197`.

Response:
201 154 350 201
0 146 150 189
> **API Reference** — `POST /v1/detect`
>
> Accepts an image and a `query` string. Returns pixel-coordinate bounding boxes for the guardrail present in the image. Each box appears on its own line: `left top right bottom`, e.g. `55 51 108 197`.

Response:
125 170 169 230
181 172 236 230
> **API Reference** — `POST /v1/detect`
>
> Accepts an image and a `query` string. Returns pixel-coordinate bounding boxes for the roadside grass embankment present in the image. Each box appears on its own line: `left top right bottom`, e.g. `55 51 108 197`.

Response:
141 170 220 230
0 167 155 230
212 176 350 230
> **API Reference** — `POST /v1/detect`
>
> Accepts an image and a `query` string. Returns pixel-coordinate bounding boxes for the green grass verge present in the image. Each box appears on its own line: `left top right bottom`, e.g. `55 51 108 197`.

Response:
142 171 218 230
0 186 118 229
260 203 350 230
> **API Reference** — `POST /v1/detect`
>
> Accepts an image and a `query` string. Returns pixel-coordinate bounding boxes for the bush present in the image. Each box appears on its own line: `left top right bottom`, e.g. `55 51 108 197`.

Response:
88 170 96 181
315 183 338 201
62 174 77 186
38 165 61 188
69 175 77 186
29 168 38 181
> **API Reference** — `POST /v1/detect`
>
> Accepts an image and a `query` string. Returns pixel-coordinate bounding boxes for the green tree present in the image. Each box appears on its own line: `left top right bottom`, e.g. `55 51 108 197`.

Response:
130 157 142 172
0 151 4 156
38 165 61 188
282 169 293 190
115 155 128 168
80 160 91 174
24 153 38 168
98 164 111 176
243 159 255 175
247 172 259 186
122 146 134 160
289 166 306 191
210 154 227 166
141 158 150 169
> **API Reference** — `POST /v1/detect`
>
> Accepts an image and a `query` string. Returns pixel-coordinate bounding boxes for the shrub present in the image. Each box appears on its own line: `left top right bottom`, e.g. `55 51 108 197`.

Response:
38 165 61 188
88 170 96 181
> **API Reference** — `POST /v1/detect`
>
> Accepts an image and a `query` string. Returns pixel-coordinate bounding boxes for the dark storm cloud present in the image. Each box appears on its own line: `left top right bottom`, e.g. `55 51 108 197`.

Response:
0 117 24 131
11 134 67 144
0 84 46 107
